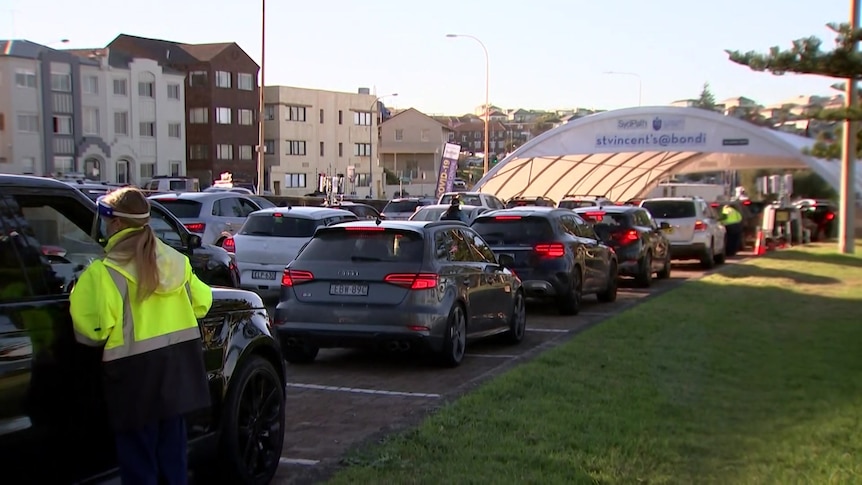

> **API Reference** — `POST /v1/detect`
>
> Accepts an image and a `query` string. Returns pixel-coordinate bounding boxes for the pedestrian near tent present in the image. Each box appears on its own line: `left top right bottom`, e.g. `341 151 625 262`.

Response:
70 187 212 485
721 203 744 256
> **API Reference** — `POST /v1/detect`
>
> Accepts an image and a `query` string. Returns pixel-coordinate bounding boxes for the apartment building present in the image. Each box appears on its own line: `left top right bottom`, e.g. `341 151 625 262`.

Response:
107 34 259 188
263 86 381 197
378 108 453 188
452 119 509 154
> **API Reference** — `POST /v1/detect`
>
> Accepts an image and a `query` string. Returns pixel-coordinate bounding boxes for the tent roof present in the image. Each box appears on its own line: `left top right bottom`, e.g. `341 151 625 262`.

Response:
473 106 858 203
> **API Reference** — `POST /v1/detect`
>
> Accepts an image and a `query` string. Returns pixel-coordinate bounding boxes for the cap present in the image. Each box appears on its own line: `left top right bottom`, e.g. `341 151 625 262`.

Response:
97 196 150 219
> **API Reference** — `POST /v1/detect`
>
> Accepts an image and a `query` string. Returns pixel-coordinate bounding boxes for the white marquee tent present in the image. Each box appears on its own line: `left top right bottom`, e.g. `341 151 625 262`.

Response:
473 106 862 203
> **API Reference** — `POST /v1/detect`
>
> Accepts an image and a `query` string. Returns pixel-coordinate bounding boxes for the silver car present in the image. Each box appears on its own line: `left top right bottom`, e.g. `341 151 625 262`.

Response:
149 192 265 246
381 198 435 220
409 204 488 223
639 197 726 268
273 220 527 367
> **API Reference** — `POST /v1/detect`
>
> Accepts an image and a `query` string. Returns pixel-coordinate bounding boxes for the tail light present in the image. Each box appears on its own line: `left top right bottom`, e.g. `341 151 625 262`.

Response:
694 220 708 231
344 226 385 231
825 212 835 221
583 211 605 222
613 229 639 245
495 215 522 220
384 273 439 290
534 243 565 258
185 222 206 233
281 269 314 286
743 200 751 205
221 237 235 253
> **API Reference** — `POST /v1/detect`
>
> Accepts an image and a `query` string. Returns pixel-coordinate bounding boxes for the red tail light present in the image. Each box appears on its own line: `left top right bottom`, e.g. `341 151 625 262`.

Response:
185 222 206 233
694 220 707 231
281 269 314 286
743 200 751 205
614 229 639 245
710 203 720 208
583 211 605 222
825 212 835 221
495 215 522 220
344 226 385 231
222 237 235 253
384 273 439 290
534 243 565 258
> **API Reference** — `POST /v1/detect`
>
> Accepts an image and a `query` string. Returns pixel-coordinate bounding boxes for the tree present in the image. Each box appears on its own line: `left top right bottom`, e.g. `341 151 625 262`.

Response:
695 82 717 110
531 112 561 137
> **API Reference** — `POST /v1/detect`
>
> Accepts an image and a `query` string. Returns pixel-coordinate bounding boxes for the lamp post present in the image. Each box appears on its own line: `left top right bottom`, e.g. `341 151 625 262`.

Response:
839 0 859 254
368 93 397 198
256 0 266 195
603 71 642 106
447 34 490 174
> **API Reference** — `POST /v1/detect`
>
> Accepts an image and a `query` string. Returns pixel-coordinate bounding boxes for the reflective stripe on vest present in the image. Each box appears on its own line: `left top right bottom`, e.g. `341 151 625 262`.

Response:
103 267 200 362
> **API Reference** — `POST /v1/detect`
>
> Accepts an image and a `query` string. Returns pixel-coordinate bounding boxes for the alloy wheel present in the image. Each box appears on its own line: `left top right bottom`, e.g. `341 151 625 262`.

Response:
237 370 283 480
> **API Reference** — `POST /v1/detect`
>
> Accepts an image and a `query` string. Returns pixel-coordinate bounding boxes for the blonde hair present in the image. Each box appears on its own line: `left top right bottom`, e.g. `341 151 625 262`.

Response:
102 187 160 301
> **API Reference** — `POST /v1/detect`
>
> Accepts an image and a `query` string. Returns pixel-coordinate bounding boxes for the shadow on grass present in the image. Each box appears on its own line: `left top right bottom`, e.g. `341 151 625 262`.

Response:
765 247 862 268
718 264 841 285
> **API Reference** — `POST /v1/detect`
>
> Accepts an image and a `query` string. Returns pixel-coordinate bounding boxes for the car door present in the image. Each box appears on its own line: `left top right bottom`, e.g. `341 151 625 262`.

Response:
702 202 726 253
461 228 511 331
434 228 485 331
639 209 669 269
210 196 247 238
573 215 610 292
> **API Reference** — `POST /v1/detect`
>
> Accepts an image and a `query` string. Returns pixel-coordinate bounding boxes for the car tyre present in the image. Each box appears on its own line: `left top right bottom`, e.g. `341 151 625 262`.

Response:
437 304 467 367
503 291 527 344
700 241 716 269
635 252 652 288
558 268 583 315
218 355 285 485
715 243 727 264
596 262 618 303
656 256 671 279
283 343 319 364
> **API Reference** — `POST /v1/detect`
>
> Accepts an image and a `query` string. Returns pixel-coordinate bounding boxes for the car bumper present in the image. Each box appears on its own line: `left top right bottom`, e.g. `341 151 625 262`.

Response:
238 262 283 299
517 271 569 298
609 244 641 275
668 241 708 260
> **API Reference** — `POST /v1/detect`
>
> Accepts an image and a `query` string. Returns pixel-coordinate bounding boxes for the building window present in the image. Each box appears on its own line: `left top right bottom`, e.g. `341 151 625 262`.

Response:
286 106 306 122
353 143 371 157
217 144 233 160
237 73 254 91
264 105 275 120
319 109 324 124
284 173 306 188
138 82 155 98
285 140 306 156
21 157 36 173
15 70 37 88
338 142 343 157
189 71 207 87
117 160 130 184
355 173 370 187
353 111 372 126
113 78 127 95
264 139 275 154
53 115 72 135
54 156 75 174
140 162 156 180
420 129 430 142
114 112 129 136
395 129 403 141
338 110 343 125
189 108 209 124
216 107 232 124
51 73 71 92
189 145 208 160
239 145 253 160
83 158 100 179
215 71 232 88
16 114 39 132
170 161 182 176
83 76 99 94
168 123 182 138
167 84 180 99
319 141 324 157
139 122 155 137
238 109 254 125
83 108 100 135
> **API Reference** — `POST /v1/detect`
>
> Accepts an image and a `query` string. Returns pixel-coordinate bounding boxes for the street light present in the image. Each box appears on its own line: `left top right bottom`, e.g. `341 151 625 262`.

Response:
368 93 397 198
447 33 491 175
603 71 642 106
257 0 266 195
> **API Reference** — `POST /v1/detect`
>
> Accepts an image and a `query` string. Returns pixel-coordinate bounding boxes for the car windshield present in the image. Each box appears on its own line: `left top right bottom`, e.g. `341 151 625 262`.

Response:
240 214 321 238
155 199 203 218
440 194 482 206
559 200 599 209
411 207 447 221
383 200 420 213
641 201 696 219
471 216 554 245
297 229 424 262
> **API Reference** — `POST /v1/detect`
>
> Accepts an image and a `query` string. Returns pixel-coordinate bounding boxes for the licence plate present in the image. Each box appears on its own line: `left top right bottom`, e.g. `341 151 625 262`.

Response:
330 283 369 296
251 270 277 280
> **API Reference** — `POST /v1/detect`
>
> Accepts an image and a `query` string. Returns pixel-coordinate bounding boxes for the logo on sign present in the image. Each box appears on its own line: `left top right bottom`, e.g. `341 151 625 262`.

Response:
652 117 662 131
617 119 648 130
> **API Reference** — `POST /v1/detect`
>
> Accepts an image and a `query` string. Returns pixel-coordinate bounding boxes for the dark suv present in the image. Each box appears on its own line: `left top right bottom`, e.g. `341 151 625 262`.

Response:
0 175 286 483
471 207 618 315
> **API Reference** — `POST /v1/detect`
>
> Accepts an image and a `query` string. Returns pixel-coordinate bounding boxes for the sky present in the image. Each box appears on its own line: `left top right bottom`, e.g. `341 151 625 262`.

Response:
2 0 851 114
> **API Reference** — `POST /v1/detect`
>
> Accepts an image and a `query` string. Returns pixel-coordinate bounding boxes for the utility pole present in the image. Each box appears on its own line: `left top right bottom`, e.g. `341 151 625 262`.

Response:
839 0 859 253
256 0 266 194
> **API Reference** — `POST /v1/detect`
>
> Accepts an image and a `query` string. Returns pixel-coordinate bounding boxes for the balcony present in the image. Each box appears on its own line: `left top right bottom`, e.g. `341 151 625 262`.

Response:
52 93 73 113
54 137 74 154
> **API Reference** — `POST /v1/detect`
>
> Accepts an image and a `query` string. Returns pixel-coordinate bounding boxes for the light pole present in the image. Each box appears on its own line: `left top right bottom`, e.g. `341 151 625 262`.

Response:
447 34 490 175
368 93 397 198
603 71 642 106
839 0 859 254
256 0 266 194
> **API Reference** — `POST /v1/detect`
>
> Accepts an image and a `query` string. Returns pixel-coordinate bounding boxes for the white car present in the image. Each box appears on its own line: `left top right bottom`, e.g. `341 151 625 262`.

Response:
226 207 357 299
639 197 726 268
437 192 506 209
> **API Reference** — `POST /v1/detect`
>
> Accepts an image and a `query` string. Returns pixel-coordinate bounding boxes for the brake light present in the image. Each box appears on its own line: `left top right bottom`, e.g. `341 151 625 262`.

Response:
344 226 385 231
826 212 835 221
273 213 283 217
584 211 605 221
694 220 707 231
41 245 67 257
281 269 314 286
222 237 235 253
710 203 720 208
743 200 751 205
185 222 205 233
495 215 522 220
384 273 439 290
614 229 639 244
534 243 565 258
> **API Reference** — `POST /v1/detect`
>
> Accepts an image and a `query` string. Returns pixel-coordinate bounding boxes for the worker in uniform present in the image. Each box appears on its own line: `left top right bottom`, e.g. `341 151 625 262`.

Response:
70 187 212 485
721 203 744 256
440 195 466 222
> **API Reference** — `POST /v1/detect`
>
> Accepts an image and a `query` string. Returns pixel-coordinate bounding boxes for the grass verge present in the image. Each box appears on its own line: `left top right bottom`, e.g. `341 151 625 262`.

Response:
328 245 862 484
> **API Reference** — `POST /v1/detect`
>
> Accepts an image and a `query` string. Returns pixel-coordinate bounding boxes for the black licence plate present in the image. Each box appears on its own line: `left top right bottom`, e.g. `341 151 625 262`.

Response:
252 271 277 280
329 283 369 296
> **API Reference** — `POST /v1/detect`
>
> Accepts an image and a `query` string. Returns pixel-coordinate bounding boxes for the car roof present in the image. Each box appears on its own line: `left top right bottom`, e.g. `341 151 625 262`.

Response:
641 197 700 203
442 191 483 196
252 206 355 219
418 204 482 210
478 207 562 218
149 191 246 201
0 174 80 189
328 219 462 234
573 205 635 213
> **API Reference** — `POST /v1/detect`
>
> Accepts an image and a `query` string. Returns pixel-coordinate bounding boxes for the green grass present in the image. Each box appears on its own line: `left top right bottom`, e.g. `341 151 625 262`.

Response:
328 245 862 485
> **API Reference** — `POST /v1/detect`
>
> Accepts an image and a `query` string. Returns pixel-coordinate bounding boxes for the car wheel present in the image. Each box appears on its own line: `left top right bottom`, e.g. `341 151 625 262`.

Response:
700 241 716 269
558 268 582 315
635 252 652 288
596 262 618 303
438 304 467 367
656 256 671 279
715 243 727 264
503 291 527 344
283 343 319 364
219 356 285 485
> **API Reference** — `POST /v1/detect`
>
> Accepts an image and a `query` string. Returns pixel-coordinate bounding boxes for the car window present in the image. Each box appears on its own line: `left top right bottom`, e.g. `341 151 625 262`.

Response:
559 215 579 236
641 200 696 219
382 200 419 213
213 197 243 217
461 229 496 263
149 209 184 247
240 214 322 238
411 207 447 221
143 180 158 191
440 194 482 206
237 198 260 216
168 180 186 191
576 216 600 240
297 228 424 262
471 215 554 245
434 228 472 262
559 200 599 209
156 199 203 218
0 196 41 301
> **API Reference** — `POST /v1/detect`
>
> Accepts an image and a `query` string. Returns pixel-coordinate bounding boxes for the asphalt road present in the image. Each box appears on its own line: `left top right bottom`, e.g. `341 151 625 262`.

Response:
269 256 747 484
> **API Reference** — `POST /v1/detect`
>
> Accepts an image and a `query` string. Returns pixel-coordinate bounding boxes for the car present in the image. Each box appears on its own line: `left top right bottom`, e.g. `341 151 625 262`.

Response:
557 195 615 210
639 197 726 268
574 206 671 287
324 201 384 220
149 191 266 246
709 199 760 250
794 199 838 241
409 204 489 223
273 220 526 367
437 192 506 209
227 207 357 299
505 196 556 208
380 197 436 220
140 175 201 193
0 174 286 484
470 207 618 315
248 195 278 209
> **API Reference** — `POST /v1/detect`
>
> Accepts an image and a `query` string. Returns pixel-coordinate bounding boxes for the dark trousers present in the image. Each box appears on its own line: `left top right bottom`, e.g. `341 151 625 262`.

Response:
115 415 188 485
725 223 743 256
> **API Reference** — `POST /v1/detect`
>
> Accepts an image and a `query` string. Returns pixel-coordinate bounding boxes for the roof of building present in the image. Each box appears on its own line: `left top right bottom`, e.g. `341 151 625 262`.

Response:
452 120 508 132
107 34 255 68
382 108 453 131
1 39 96 65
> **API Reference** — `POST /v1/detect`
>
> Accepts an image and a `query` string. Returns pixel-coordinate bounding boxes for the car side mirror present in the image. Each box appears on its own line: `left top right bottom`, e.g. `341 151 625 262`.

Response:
188 234 202 249
659 222 671 230
498 254 515 269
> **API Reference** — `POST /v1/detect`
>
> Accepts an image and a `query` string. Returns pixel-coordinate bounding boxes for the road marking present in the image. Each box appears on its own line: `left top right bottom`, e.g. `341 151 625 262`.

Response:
467 353 519 359
279 457 320 466
528 328 570 333
285 382 440 398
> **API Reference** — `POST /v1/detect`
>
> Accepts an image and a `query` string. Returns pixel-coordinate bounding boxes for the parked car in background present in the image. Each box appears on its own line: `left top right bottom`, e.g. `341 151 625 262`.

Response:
247 195 278 209
149 192 265 246
794 199 838 241
274 220 526 367
709 199 759 248
470 207 618 315
203 186 255 195
574 206 671 287
325 201 384 220
505 196 556 208
438 192 506 209
558 195 614 209
0 175 285 484
381 197 435 220
227 207 357 299
640 197 726 268
140 175 200 193
410 204 489 223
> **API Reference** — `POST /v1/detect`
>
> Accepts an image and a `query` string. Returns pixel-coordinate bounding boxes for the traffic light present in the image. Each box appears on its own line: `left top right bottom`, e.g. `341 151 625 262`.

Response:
491 154 498 166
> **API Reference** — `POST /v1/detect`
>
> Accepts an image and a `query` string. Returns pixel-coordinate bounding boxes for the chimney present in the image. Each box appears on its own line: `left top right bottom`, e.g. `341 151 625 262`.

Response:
358 87 370 95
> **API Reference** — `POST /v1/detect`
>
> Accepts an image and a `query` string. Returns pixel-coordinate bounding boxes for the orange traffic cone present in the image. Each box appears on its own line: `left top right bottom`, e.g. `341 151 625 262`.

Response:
754 228 766 256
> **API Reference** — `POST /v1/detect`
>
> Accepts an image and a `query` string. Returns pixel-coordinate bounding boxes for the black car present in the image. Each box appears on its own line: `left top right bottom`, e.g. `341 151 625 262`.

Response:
795 199 838 241
574 206 671 287
471 207 618 315
0 175 286 483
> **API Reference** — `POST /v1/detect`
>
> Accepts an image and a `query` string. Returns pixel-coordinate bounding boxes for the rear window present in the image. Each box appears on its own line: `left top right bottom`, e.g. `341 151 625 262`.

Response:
156 199 203 218
559 200 599 209
579 211 628 226
641 201 696 219
440 194 482 206
383 200 420 213
240 214 320 238
412 207 447 221
297 229 424 262
471 216 554 245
